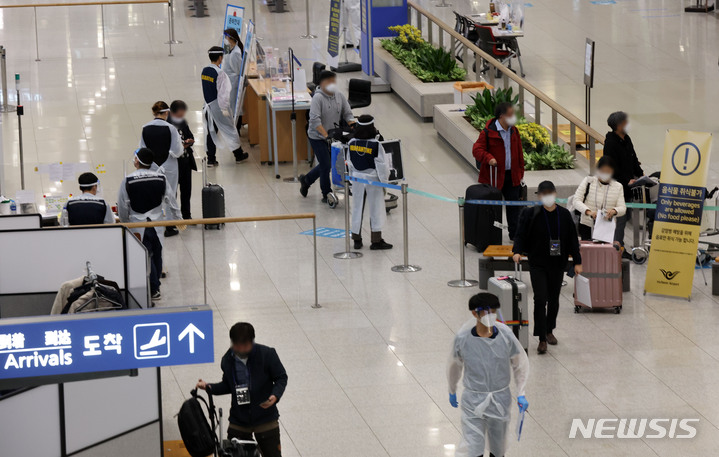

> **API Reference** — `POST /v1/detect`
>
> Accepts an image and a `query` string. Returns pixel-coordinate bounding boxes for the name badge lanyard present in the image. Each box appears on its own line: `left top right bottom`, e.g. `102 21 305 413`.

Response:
543 208 561 256
232 359 252 405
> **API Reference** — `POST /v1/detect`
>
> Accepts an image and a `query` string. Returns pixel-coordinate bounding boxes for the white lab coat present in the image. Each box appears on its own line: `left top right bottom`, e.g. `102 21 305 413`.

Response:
203 63 241 152
117 169 181 245
139 118 183 196
60 192 115 226
347 138 390 235
224 44 244 119
342 0 361 47
447 320 529 457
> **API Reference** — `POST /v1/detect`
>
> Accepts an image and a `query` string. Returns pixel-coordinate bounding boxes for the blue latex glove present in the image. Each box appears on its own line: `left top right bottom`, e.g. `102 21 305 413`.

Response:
449 393 458 408
517 395 529 413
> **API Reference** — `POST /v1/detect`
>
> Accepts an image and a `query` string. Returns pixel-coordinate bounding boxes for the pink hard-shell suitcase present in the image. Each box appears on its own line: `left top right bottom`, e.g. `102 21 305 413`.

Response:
574 241 623 314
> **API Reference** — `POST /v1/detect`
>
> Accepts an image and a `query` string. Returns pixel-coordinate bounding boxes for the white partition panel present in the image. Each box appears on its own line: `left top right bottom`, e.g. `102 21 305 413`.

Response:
0 226 126 294
0 214 42 230
125 229 149 308
0 385 62 457
63 368 160 454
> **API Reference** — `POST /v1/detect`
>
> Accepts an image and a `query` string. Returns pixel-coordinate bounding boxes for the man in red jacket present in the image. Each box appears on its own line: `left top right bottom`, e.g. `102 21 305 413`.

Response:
472 102 525 240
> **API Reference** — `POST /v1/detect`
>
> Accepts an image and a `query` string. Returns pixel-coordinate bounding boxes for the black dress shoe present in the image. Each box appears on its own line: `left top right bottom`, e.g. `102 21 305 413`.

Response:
234 150 249 162
370 240 393 250
299 174 309 198
165 227 180 237
354 239 363 249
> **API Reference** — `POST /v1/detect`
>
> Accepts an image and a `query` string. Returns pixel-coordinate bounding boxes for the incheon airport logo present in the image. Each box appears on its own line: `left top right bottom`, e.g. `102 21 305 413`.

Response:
569 418 699 439
659 269 680 281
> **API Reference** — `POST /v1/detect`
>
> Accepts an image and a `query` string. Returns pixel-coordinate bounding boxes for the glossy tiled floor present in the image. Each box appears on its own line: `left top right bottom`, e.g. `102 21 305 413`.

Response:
2 0 719 456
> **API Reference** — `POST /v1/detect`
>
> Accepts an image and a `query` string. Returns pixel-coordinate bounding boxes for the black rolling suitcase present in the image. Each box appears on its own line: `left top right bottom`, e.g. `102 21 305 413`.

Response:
202 158 225 230
464 166 502 251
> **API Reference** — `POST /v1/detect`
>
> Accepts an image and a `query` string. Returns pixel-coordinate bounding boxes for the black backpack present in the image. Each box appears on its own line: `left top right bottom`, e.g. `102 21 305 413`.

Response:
178 390 217 457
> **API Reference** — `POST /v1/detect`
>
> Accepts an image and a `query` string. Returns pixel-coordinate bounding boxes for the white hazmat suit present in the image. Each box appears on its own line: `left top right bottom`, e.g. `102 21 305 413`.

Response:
342 0 361 48
202 63 242 152
139 118 183 197
447 319 529 457
347 137 390 238
223 43 244 120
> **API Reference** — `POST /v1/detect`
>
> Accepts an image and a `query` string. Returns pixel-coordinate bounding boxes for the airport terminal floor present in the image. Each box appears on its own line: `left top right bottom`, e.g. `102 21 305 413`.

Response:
2 0 719 456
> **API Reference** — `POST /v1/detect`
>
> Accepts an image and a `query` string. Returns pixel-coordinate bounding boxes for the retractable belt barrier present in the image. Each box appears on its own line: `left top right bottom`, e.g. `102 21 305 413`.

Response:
344 176 719 211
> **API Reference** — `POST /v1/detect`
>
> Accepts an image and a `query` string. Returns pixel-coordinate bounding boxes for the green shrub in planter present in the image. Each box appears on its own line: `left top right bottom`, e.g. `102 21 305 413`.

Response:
524 144 575 171
380 24 466 83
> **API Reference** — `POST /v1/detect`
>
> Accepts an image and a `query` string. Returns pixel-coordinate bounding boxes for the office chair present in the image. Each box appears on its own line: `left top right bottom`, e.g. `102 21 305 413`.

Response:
307 62 326 93
348 78 372 109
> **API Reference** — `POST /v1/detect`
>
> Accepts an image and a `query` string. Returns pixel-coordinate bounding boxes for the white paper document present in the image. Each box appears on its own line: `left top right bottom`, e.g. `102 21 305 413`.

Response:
592 211 616 243
575 274 592 308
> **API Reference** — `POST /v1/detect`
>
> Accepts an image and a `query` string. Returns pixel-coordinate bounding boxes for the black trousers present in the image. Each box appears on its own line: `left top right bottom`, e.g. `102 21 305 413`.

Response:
529 266 564 341
205 111 217 161
142 228 162 293
177 156 193 219
501 172 522 240
228 424 282 457
578 223 592 241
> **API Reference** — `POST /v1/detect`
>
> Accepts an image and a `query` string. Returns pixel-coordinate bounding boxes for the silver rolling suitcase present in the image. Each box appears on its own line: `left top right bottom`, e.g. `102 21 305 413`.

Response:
488 264 529 351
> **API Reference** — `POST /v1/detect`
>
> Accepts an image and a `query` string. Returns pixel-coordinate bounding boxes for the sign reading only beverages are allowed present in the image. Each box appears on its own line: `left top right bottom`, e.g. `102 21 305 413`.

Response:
645 130 713 299
0 306 214 380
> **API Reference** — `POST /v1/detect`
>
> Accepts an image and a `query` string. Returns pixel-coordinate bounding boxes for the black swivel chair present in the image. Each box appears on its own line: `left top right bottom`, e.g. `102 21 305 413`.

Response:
307 62 326 93
348 78 372 109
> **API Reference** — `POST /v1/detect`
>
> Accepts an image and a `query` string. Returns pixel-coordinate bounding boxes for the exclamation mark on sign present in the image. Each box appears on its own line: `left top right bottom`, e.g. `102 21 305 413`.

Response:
684 147 690 170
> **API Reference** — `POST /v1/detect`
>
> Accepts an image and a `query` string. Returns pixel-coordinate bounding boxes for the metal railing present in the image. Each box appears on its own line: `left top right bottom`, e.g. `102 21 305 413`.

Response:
407 1 605 173
57 214 321 309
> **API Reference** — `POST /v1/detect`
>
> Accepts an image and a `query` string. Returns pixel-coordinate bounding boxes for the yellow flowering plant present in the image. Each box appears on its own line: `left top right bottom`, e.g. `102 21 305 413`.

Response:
380 24 467 82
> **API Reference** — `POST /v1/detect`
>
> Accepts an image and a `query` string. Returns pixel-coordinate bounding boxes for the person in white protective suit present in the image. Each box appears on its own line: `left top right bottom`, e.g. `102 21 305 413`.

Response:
201 46 248 167
117 148 182 301
342 0 361 49
222 28 245 135
447 292 530 457
347 115 393 250
139 100 183 237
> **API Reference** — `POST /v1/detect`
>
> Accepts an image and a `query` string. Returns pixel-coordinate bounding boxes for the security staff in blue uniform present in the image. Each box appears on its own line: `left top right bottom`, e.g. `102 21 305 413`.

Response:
202 46 247 167
62 172 115 226
117 148 181 301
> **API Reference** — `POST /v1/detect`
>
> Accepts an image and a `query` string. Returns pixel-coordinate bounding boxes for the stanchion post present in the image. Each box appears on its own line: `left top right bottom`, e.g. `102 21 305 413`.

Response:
283 48 300 183
202 219 208 304
101 5 108 59
448 198 478 287
334 167 362 259
15 74 25 190
165 0 182 45
34 7 41 61
312 216 321 308
300 0 318 39
392 183 421 273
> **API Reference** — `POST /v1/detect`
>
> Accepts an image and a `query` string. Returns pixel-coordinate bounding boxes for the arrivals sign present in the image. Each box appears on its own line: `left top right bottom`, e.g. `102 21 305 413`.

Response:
0 306 214 380
644 130 713 299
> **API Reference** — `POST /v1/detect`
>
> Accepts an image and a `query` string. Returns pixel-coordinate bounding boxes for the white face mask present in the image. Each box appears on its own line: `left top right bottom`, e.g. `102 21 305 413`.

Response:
541 194 556 208
324 83 338 94
597 171 612 183
480 312 498 328
505 114 517 127
623 122 631 133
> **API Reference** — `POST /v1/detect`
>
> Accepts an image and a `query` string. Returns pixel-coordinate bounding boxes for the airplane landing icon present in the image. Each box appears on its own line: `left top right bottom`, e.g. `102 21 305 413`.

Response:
133 323 170 359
